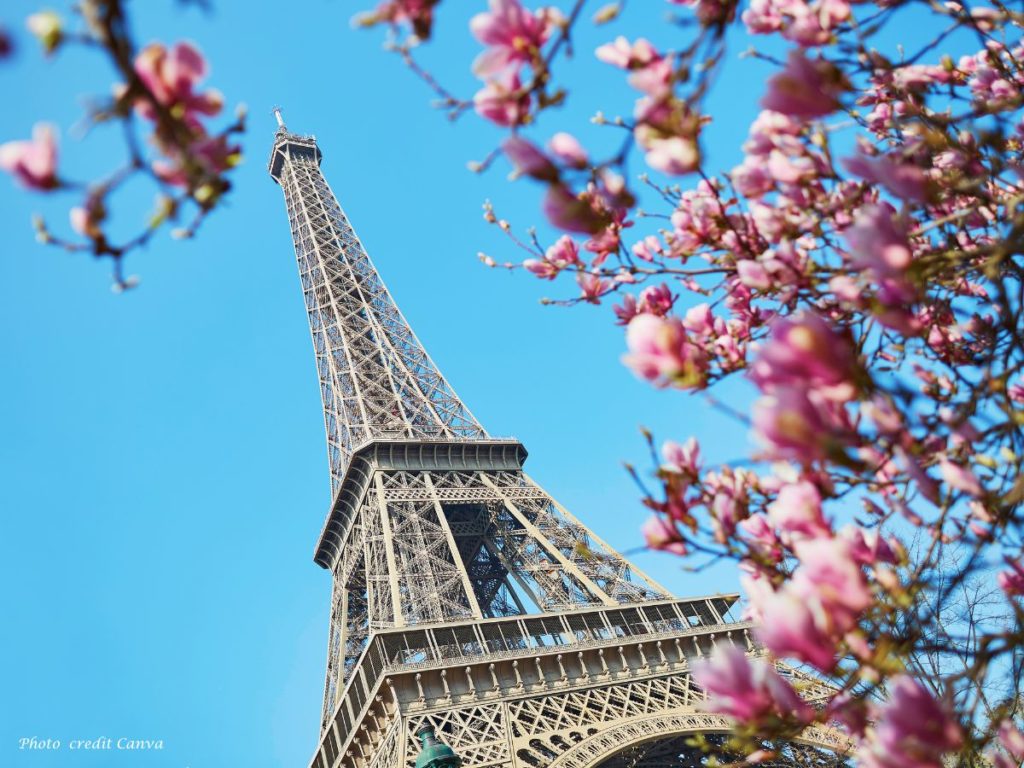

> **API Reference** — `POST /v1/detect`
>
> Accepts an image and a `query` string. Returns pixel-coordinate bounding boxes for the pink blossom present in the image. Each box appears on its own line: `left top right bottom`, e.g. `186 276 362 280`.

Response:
863 394 904 434
990 720 1024 768
70 193 105 238
682 303 715 336
627 58 674 97
829 692 868 738
595 36 659 69
634 99 700 175
790 0 851 45
662 438 701 475
767 481 830 540
637 283 675 316
939 457 983 497
612 294 640 324
669 181 724 253
692 643 812 723
742 0 854 45
502 136 557 181
858 676 963 768
766 150 818 184
548 132 588 168
583 176 632 257
843 150 929 202
746 536 870 670
133 42 223 124
746 575 840 670
523 234 580 279
743 109 804 156
749 311 856 394
752 388 841 462
152 133 239 187
474 69 530 126
790 536 872 628
731 156 775 198
631 235 664 262
673 0 737 26
542 184 608 234
641 514 688 555
711 492 742 542
470 0 555 77
997 558 1024 597
596 37 673 96
358 0 439 39
843 204 918 307
577 272 609 304
637 129 699 175
742 0 783 34
866 102 894 134
762 51 845 121
841 525 899 566
622 313 708 389
738 514 782 561
0 123 59 190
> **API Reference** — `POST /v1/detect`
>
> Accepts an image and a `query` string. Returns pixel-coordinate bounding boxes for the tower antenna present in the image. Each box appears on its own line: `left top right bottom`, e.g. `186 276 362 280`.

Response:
271 105 285 130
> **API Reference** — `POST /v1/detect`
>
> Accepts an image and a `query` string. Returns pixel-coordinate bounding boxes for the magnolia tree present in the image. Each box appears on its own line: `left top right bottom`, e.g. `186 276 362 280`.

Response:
3 0 1024 765
352 0 1024 765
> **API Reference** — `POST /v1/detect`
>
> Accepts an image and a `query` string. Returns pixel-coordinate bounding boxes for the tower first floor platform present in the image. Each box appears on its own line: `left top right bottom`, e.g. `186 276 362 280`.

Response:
310 600 844 768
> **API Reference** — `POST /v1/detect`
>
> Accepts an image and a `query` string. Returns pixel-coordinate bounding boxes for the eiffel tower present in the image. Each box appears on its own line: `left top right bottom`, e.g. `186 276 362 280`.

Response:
268 112 841 768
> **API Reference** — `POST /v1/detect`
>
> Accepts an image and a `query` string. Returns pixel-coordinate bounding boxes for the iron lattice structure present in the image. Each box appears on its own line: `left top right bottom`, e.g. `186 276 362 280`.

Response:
269 119 846 768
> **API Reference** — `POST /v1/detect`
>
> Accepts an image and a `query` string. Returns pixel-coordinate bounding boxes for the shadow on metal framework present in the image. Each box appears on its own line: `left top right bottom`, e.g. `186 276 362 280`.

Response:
267 110 847 768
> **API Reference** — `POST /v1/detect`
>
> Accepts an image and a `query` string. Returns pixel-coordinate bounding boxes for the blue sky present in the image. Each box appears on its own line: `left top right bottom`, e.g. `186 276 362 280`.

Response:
0 2 948 767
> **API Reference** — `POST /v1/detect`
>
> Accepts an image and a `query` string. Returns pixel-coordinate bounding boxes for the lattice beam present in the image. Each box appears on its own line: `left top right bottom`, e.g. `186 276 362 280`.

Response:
270 129 486 493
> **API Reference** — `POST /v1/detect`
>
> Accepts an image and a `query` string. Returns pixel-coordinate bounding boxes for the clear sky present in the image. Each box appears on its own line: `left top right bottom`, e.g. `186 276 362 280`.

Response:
0 2 942 767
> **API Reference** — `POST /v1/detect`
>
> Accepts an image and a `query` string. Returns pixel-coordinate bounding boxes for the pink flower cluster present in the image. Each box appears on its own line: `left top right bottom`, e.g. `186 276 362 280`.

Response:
744 531 875 671
761 51 846 121
522 234 579 279
669 0 738 27
596 37 700 176
622 300 753 388
990 720 1024 768
743 0 861 47
622 313 709 389
470 0 560 126
503 132 637 261
997 558 1024 597
613 283 676 324
359 0 439 39
692 644 811 725
750 312 857 463
856 676 963 768
131 42 238 189
134 42 223 128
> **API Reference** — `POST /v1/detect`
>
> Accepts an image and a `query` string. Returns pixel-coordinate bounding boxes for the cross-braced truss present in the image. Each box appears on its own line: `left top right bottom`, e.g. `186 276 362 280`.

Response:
268 125 844 768
270 129 486 494
320 467 670 723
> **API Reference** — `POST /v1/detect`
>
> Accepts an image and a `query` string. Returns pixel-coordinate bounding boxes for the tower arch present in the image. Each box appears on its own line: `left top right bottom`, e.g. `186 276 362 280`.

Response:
543 712 851 768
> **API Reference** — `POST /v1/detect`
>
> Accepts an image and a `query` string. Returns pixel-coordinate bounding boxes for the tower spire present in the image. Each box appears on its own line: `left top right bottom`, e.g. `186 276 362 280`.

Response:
268 122 487 494
272 105 286 129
